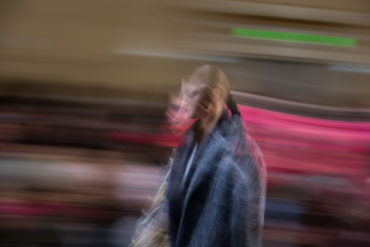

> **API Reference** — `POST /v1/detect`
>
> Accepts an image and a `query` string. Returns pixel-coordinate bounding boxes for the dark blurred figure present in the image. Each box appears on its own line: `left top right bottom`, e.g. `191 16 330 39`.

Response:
132 65 266 247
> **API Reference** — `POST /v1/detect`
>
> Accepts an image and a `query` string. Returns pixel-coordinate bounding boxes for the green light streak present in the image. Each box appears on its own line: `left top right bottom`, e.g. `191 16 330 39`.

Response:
232 28 357 47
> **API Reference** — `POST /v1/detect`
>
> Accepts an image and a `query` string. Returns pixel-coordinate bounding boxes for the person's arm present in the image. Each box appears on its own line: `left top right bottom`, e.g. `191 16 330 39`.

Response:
230 164 264 247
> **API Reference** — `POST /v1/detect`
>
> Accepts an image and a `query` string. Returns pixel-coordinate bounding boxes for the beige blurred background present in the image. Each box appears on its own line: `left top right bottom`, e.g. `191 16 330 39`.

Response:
1 0 370 107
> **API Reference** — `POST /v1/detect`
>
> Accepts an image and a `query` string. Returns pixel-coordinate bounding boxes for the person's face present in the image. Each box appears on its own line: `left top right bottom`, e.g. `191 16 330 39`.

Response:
180 81 214 119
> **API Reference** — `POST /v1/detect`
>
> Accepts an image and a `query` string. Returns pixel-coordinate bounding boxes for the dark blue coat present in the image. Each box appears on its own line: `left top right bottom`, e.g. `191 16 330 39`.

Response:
167 112 266 247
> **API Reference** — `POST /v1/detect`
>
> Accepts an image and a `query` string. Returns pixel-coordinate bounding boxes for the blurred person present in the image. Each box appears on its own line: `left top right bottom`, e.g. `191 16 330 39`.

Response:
132 64 266 247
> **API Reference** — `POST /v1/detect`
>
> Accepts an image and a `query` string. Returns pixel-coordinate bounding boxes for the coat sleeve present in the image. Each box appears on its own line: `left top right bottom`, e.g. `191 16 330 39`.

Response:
230 163 263 247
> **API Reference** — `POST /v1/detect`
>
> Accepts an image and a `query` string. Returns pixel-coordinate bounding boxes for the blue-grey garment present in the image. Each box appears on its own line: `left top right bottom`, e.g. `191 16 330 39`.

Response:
167 112 265 247
182 144 197 187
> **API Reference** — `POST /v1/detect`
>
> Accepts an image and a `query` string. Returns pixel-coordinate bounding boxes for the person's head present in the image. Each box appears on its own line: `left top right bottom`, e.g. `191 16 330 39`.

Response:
180 64 239 119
